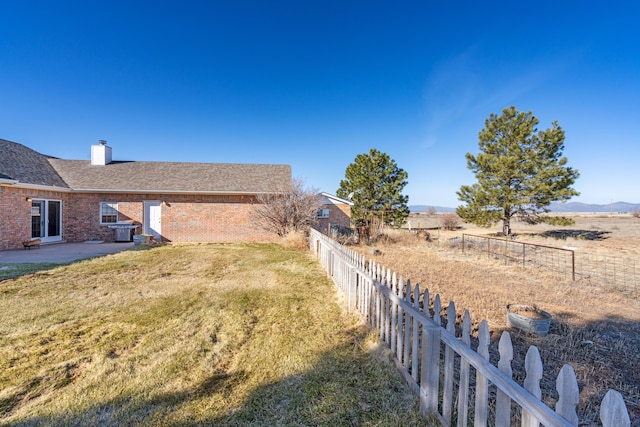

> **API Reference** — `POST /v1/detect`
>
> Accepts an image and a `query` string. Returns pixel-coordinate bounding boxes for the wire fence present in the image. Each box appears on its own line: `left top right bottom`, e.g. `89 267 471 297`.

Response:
456 234 639 295
575 252 639 292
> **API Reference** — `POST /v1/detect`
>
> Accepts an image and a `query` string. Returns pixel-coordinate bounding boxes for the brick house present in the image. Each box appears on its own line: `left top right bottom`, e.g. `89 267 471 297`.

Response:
315 192 353 234
0 138 291 250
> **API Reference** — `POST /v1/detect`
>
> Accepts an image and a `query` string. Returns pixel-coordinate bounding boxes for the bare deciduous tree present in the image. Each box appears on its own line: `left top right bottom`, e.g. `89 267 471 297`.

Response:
440 213 460 231
253 178 324 236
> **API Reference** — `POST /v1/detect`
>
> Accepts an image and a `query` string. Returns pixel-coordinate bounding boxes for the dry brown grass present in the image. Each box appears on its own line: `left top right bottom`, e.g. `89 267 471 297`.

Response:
0 243 428 426
354 214 640 425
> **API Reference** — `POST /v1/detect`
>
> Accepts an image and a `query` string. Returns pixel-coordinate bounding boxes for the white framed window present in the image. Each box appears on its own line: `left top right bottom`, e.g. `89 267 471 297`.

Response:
317 208 330 219
100 202 119 224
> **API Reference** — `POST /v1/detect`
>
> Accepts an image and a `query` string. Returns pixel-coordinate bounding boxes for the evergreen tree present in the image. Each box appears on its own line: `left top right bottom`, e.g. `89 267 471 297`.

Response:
457 106 579 235
337 148 409 227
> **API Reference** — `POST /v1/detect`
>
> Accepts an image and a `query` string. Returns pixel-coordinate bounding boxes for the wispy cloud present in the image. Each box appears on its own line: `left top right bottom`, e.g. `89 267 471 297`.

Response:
420 46 580 149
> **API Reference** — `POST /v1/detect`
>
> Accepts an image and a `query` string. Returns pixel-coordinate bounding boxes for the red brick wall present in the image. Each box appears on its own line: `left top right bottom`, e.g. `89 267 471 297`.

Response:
159 194 275 243
0 186 71 250
315 203 352 234
0 189 278 250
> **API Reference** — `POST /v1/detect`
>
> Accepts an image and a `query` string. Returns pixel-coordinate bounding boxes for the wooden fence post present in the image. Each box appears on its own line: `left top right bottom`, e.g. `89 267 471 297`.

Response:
420 322 440 416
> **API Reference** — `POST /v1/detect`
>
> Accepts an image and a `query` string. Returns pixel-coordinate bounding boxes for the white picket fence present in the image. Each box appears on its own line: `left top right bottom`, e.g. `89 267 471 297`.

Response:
309 229 631 427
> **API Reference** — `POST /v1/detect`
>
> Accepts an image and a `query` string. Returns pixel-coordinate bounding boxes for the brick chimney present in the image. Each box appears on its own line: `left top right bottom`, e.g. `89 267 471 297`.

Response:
91 140 112 165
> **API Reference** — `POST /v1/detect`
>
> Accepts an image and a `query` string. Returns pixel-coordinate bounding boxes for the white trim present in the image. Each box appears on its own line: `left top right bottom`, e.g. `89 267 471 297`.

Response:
4 182 71 192
99 202 119 224
320 192 354 206
143 200 162 239
31 198 63 243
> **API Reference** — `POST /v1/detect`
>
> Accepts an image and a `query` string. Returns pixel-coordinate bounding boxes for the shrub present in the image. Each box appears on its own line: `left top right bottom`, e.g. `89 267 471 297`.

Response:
632 209 640 218
440 213 460 230
543 216 576 226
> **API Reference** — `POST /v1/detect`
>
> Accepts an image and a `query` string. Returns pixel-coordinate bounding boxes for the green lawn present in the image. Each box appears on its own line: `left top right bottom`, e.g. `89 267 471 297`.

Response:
0 243 427 426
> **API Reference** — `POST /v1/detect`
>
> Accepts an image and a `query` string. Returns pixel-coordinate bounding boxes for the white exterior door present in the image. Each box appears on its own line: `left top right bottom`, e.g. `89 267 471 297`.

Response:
144 201 162 239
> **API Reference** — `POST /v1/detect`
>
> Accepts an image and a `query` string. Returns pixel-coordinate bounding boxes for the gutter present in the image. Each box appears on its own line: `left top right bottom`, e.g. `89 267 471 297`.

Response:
2 182 72 192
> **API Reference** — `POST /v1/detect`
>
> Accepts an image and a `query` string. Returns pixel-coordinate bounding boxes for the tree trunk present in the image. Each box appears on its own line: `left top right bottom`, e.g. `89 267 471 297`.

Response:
503 213 511 236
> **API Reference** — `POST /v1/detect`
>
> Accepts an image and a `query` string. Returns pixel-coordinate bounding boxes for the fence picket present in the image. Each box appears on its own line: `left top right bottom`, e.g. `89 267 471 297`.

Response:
384 270 391 345
474 320 490 427
411 283 420 382
600 390 630 427
443 300 456 425
433 294 441 325
391 273 398 354
555 364 579 426
376 276 382 341
496 331 513 426
523 346 543 427
456 310 472 427
424 288 430 314
403 279 412 367
396 276 404 362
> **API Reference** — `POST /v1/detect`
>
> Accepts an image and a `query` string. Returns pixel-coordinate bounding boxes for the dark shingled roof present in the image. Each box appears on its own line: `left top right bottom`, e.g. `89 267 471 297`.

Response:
0 139 69 187
48 159 291 193
1 139 291 194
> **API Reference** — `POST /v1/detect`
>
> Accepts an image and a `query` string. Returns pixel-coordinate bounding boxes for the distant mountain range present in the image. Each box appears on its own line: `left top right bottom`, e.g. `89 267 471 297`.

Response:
547 201 640 213
410 202 640 213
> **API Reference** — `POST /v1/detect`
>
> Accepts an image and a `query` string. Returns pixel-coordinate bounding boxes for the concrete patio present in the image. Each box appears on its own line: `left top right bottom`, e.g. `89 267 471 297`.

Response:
0 241 134 264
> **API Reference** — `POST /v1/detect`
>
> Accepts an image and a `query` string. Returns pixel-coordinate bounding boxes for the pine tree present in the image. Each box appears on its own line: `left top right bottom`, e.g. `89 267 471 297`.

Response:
457 106 579 235
337 148 409 228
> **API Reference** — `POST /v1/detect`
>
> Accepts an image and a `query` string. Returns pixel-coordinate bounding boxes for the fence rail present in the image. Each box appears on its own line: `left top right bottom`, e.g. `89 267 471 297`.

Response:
459 234 639 294
309 229 631 427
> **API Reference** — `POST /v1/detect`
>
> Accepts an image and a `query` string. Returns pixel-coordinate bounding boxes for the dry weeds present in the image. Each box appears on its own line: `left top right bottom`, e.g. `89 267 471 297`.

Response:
355 214 639 425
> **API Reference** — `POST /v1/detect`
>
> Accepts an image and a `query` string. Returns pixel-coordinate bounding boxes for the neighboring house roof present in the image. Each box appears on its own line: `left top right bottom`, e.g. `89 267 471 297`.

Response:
320 192 354 206
1 138 291 194
0 138 69 188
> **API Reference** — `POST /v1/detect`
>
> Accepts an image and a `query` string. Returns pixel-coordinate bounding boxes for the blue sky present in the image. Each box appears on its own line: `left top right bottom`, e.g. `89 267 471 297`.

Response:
2 1 639 207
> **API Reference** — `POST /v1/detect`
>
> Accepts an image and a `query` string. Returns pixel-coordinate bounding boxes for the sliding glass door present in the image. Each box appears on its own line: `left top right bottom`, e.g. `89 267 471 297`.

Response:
31 199 62 243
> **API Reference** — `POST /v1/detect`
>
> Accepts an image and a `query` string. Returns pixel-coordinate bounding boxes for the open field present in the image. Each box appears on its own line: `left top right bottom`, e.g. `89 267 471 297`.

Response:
406 212 640 258
0 243 427 426
351 213 640 425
